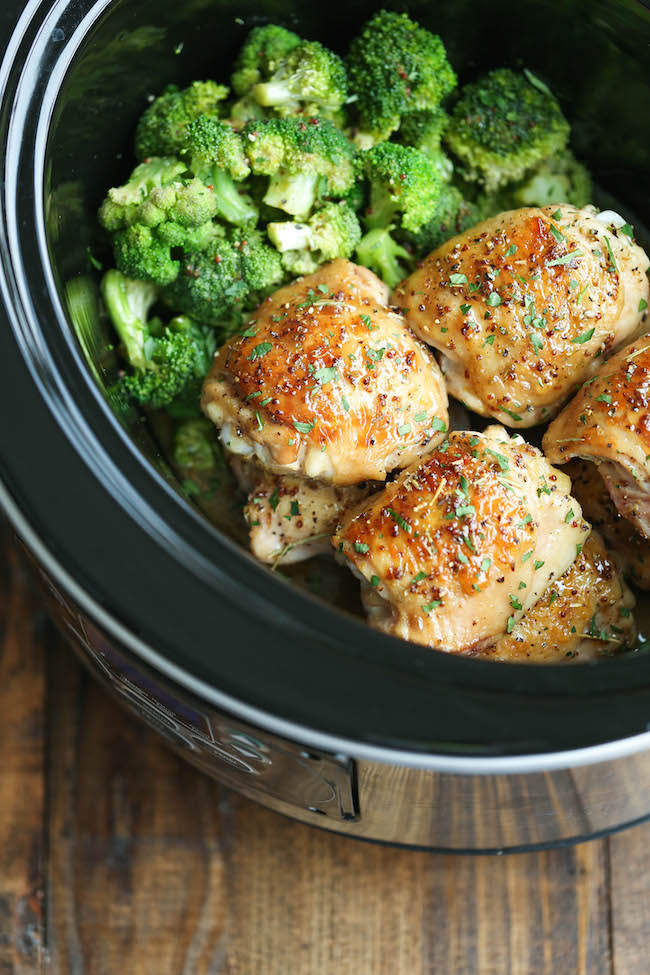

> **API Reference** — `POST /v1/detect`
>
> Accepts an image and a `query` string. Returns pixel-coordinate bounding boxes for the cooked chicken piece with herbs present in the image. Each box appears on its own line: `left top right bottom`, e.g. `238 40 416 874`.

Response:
563 459 650 589
395 205 649 427
483 532 636 662
544 337 650 541
231 458 377 565
202 259 448 485
333 426 589 654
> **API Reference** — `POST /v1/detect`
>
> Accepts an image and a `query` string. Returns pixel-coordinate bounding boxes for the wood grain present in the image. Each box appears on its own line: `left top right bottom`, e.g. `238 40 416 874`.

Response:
0 536 46 974
1 530 649 974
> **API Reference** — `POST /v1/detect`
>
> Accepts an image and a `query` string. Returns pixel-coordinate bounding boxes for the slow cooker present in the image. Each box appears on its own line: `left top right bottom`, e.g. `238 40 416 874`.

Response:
2 0 650 852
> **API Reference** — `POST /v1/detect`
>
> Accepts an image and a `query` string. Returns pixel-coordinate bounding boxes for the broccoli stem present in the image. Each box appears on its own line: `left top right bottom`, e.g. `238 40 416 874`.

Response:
100 270 158 369
264 170 319 220
210 169 258 226
364 186 398 231
252 79 298 109
356 228 411 289
267 220 312 252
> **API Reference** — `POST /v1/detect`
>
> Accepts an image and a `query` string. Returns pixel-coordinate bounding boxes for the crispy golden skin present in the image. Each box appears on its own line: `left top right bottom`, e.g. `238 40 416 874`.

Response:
395 205 649 427
544 338 650 540
485 532 636 662
202 259 448 485
333 426 589 654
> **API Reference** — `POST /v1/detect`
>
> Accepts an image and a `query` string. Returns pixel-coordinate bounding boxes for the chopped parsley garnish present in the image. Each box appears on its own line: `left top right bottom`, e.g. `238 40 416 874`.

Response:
565 508 575 523
371 575 380 587
486 292 503 307
531 333 544 352
314 366 338 385
269 487 280 510
570 328 595 344
414 411 427 422
460 303 471 315
449 273 468 286
521 549 533 562
240 324 258 338
294 419 315 433
248 341 272 360
456 505 476 517
483 335 496 347
546 250 583 267
509 595 523 611
621 223 634 238
480 557 492 572
604 236 618 271
534 560 545 570
458 552 469 565
486 448 510 471
341 395 351 412
506 616 516 633
387 508 411 532
430 417 447 432
360 314 372 330
254 411 264 430
398 423 411 436
317 283 329 294
550 224 566 243
596 393 612 404
640 299 648 313
422 600 441 613
551 208 562 220
290 501 300 517
505 244 518 257
354 541 369 554
411 571 428 584
498 405 522 422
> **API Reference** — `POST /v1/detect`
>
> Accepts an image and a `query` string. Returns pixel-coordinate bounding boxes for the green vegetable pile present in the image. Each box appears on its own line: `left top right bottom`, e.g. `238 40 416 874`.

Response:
97 10 592 422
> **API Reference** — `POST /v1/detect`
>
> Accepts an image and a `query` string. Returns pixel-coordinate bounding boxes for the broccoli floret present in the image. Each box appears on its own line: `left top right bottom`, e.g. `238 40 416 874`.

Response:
98 157 188 230
444 69 570 191
267 201 362 274
99 159 221 285
502 149 593 209
346 11 457 147
183 116 258 226
228 94 267 127
101 269 216 409
173 417 222 469
398 108 449 160
404 184 481 257
244 117 357 219
362 143 442 233
163 227 284 327
251 40 348 120
231 25 302 97
354 144 441 287
356 228 411 289
134 80 229 160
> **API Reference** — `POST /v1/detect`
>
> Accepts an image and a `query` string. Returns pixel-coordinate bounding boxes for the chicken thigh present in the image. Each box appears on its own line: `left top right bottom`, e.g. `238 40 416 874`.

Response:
236 462 376 565
395 205 649 427
333 426 589 654
484 532 636 663
564 459 650 589
544 337 650 541
202 259 449 485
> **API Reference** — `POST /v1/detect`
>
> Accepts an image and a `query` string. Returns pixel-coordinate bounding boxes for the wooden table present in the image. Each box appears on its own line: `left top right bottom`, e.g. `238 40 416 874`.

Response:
1 534 649 975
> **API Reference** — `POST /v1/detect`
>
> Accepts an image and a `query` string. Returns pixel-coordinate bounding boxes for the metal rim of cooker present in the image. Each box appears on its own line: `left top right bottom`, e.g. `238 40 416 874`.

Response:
2 0 650 769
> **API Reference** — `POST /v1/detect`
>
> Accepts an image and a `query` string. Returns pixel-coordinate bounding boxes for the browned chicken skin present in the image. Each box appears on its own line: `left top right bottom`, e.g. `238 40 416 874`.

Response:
563 459 650 590
202 259 449 485
333 426 589 654
484 532 636 663
395 205 649 427
544 337 650 541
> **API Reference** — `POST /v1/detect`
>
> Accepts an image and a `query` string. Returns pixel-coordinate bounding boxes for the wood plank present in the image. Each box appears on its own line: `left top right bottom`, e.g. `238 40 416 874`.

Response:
44 637 230 975
226 796 612 975
0 534 46 974
608 820 650 975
